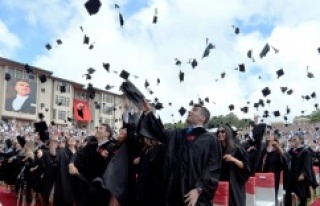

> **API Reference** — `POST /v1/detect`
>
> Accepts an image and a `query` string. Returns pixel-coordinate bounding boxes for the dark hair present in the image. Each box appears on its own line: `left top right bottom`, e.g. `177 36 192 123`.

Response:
217 124 235 154
194 104 210 125
100 124 113 137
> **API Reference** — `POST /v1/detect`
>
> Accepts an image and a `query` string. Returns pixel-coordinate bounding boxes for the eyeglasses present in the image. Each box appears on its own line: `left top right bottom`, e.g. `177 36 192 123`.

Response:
217 130 225 134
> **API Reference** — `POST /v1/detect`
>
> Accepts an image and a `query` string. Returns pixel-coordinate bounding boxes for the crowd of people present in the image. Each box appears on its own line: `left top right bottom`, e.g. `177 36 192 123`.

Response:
1 97 320 206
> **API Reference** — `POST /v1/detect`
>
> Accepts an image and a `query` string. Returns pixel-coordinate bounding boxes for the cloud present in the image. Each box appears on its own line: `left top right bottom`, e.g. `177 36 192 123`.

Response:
2 0 320 124
0 20 21 57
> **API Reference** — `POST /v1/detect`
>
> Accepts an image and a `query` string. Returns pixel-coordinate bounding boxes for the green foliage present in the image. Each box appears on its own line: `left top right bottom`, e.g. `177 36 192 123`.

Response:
164 112 251 129
306 110 320 123
206 112 252 129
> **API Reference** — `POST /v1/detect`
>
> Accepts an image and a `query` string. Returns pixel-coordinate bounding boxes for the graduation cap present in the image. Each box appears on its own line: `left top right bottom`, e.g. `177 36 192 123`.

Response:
202 42 215 59
87 67 95 74
272 46 279 54
241 106 249 113
168 102 172 106
238 64 245 72
34 121 49 141
67 117 73 122
276 69 284 78
266 99 271 105
103 63 110 72
254 103 259 110
95 103 101 109
45 108 49 112
83 35 90 44
190 58 198 69
179 71 184 82
155 102 164 110
247 50 252 59
84 0 101 15
144 80 150 88
51 121 55 126
17 136 26 148
189 100 194 106
205 97 209 103
305 95 311 101
315 103 319 108
152 8 158 24
87 83 96 99
120 80 145 110
83 74 91 80
57 101 62 106
311 92 316 99
259 43 270 58
284 116 288 121
45 44 52 50
175 58 182 66
4 73 11 81
287 89 293 95
105 85 114 90
56 39 62 45
258 99 265 107
179 107 187 116
221 72 226 78
280 87 288 93
229 104 234 111
307 66 314 78
120 70 130 80
156 78 160 85
262 87 271 97
24 64 32 73
39 74 47 83
87 43 94 49
119 13 124 27
38 113 45 120
233 25 240 34
286 106 290 114
273 111 280 117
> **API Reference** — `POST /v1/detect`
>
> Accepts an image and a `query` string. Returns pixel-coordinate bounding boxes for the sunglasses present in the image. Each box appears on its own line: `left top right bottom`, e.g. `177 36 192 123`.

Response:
217 130 225 134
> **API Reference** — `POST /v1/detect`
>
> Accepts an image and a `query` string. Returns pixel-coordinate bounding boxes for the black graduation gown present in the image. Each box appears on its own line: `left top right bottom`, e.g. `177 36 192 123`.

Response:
54 148 77 206
220 146 251 206
136 144 166 206
262 149 286 201
137 112 222 206
40 150 60 202
73 140 113 206
287 147 314 198
164 128 222 206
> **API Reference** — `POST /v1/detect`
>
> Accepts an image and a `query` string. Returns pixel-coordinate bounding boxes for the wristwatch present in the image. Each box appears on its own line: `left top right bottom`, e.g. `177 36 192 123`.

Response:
196 187 203 194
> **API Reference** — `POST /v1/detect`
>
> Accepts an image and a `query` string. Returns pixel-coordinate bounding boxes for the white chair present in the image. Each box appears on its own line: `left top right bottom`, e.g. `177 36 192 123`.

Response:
255 173 276 206
245 176 256 206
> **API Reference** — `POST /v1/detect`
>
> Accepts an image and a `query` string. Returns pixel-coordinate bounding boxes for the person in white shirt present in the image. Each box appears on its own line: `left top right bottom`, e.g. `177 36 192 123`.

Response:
5 80 36 114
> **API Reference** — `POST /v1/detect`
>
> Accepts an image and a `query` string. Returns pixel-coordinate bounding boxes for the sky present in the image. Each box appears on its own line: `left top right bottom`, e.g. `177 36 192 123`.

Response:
1 0 320 125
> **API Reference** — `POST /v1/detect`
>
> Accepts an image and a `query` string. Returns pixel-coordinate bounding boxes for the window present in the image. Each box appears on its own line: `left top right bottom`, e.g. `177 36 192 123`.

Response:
58 111 66 120
66 98 70 107
59 96 67 106
103 94 113 103
8 68 15 77
66 84 71 93
56 82 60 91
16 70 22 79
41 88 45 93
102 104 113 115
105 118 111 125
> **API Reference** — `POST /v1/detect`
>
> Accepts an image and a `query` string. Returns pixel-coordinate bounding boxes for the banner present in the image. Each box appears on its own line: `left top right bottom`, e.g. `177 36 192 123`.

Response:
5 78 37 114
73 99 91 121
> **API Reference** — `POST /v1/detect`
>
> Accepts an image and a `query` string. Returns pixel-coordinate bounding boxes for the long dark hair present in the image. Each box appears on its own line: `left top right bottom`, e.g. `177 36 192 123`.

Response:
217 124 235 154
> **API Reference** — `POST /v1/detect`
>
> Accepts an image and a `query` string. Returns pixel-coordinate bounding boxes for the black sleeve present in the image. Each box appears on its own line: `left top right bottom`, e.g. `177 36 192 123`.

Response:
233 146 252 182
195 135 222 199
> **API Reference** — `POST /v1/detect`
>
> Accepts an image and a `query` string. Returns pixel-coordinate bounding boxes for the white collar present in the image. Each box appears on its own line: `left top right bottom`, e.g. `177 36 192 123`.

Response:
97 139 109 147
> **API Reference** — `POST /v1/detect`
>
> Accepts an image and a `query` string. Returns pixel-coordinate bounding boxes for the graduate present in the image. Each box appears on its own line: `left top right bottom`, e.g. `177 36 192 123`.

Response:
68 123 115 206
138 100 222 206
261 132 286 204
216 124 251 206
284 135 315 206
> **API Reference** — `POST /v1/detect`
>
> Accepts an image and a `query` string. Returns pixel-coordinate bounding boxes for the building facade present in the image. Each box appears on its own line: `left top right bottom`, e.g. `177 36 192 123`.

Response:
0 57 124 132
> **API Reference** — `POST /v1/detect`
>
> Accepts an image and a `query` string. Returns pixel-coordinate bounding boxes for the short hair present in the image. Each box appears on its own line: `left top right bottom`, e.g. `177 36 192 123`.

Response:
100 124 113 137
193 104 210 125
